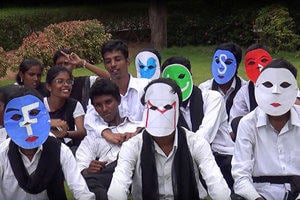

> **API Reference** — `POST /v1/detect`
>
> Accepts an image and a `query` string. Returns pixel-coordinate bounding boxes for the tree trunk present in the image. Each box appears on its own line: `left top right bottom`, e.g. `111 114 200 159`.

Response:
149 0 167 50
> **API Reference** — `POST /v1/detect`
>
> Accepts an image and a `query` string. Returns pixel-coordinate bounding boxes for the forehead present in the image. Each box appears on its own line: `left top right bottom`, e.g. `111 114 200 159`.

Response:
145 83 178 102
93 94 117 103
214 49 235 57
24 65 42 74
103 50 125 59
258 68 295 83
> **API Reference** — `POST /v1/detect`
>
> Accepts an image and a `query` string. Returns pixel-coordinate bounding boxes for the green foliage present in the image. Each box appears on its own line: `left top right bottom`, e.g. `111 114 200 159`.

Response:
254 4 300 53
15 19 111 71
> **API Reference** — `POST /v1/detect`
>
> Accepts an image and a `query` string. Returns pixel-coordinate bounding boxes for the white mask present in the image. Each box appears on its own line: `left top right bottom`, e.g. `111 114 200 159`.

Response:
255 68 298 116
143 82 179 137
135 51 160 80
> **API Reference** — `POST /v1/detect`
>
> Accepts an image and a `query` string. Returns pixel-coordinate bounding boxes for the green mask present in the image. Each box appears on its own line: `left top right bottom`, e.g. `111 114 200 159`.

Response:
162 64 193 101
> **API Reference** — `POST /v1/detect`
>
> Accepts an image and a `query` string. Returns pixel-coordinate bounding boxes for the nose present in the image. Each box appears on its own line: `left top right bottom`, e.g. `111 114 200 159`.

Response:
272 84 281 94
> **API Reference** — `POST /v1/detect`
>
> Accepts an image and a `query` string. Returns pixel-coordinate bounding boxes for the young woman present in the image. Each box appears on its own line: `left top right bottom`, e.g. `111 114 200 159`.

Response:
16 58 48 97
45 65 86 152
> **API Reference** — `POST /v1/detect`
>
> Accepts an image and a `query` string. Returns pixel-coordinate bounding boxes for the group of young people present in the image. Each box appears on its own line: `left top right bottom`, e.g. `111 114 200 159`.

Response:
0 38 299 200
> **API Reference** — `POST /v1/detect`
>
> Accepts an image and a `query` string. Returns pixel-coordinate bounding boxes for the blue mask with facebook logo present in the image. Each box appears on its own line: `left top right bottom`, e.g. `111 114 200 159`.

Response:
4 95 50 149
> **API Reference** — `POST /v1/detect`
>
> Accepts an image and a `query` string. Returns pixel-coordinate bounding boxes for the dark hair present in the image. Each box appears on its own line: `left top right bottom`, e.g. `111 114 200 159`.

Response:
4 85 43 107
245 43 270 55
16 58 43 85
161 56 191 72
261 58 297 78
139 48 162 65
53 48 72 65
141 78 182 107
89 78 121 105
46 65 73 84
215 42 242 66
101 39 129 59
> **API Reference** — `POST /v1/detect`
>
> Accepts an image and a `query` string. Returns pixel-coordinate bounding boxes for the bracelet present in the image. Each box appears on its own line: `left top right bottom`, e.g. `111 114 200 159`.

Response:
82 59 86 68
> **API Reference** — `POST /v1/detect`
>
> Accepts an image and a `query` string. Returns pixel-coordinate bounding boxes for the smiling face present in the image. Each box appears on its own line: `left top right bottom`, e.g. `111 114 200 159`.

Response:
244 49 272 83
4 95 50 149
47 71 73 99
103 50 130 80
135 51 160 80
211 49 237 84
162 64 193 102
255 68 298 116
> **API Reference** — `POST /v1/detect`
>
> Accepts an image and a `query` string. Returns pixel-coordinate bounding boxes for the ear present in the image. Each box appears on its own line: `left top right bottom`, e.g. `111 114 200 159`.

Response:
126 58 130 66
46 83 51 92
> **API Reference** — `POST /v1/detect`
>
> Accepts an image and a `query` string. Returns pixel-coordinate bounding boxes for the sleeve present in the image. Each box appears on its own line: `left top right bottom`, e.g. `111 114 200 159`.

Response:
75 135 97 172
107 137 139 200
188 132 231 200
231 116 261 199
84 105 108 138
229 84 250 123
60 143 95 200
73 102 85 118
195 90 227 143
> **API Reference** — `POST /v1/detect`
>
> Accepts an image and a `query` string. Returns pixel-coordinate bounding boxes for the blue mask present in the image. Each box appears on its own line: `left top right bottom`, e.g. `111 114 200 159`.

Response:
135 51 160 80
4 95 50 149
212 50 237 84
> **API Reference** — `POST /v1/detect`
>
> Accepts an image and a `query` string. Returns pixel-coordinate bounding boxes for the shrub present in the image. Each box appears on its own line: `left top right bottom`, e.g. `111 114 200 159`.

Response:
254 4 300 52
15 19 111 71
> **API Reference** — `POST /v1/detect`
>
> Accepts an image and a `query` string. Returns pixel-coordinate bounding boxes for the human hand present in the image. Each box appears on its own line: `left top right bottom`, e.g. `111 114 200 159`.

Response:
50 119 69 132
60 51 84 66
102 129 126 145
87 160 108 174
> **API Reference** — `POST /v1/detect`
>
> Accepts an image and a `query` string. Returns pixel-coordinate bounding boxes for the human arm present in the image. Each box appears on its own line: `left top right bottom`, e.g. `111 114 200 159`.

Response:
107 136 140 200
60 143 95 200
195 90 227 143
229 84 250 123
188 131 231 200
62 51 110 78
231 116 261 200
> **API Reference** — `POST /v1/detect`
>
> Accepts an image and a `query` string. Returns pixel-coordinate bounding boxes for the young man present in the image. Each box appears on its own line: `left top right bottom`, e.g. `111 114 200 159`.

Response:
229 44 272 140
161 56 235 191
199 42 247 119
108 78 231 200
76 79 140 200
232 58 300 200
0 87 94 200
84 39 149 145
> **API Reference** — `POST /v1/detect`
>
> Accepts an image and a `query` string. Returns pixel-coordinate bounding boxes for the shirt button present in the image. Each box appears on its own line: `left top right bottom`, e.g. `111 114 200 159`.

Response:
282 166 286 170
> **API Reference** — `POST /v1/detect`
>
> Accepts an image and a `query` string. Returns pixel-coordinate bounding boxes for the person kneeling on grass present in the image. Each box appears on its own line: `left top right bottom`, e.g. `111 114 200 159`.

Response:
0 87 95 200
107 78 231 200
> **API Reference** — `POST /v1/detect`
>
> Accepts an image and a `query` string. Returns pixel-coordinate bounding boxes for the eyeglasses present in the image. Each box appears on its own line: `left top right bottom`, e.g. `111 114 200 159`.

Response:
54 78 74 86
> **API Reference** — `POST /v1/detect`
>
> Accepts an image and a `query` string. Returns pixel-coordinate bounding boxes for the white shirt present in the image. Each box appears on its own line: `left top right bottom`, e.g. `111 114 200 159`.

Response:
180 89 234 155
199 76 247 102
0 127 7 144
0 138 95 200
232 106 300 200
84 75 150 138
229 81 252 123
76 118 139 172
107 128 231 200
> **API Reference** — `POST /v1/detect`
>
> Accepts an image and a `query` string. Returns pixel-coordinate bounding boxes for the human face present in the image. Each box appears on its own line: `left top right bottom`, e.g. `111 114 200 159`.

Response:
103 50 130 80
244 49 272 83
47 72 73 99
55 56 75 71
255 68 298 116
4 95 50 149
212 50 237 84
143 82 179 137
20 65 42 89
162 64 193 102
92 94 120 126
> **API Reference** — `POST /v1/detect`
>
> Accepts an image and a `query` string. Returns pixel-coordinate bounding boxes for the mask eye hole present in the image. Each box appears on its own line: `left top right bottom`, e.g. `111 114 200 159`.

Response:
29 109 40 116
225 59 233 65
280 82 291 88
178 74 185 79
261 58 269 63
150 106 158 110
164 104 173 110
248 61 255 66
215 58 220 64
11 114 22 121
140 65 145 69
148 65 155 69
262 81 273 88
